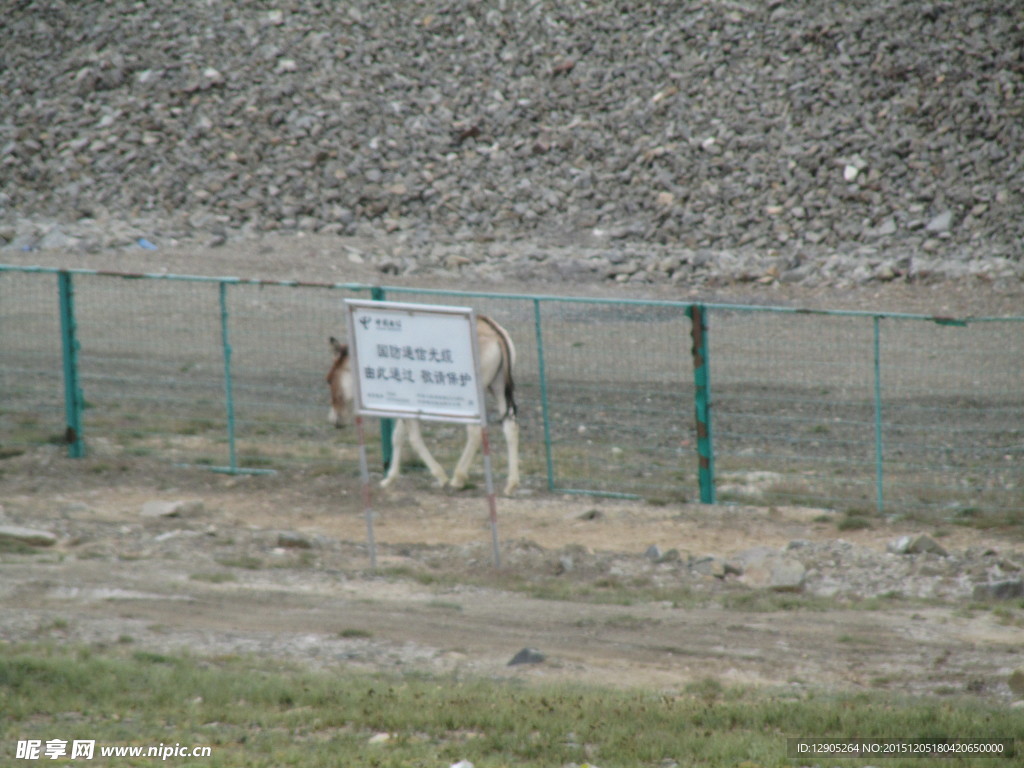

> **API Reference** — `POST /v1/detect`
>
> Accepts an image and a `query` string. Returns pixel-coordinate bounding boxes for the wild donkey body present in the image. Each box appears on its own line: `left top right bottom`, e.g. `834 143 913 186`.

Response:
327 315 520 495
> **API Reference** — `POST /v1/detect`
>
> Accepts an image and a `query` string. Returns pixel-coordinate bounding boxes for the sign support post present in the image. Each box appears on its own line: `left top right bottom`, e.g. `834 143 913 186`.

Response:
343 299 502 568
355 414 377 570
480 427 501 568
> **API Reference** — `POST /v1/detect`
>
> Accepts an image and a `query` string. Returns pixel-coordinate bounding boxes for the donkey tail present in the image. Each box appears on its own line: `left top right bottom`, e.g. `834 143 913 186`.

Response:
480 314 518 422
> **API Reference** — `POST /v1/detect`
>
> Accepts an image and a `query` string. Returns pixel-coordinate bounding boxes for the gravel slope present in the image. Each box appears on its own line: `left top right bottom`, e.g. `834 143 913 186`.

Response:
2 1 1022 286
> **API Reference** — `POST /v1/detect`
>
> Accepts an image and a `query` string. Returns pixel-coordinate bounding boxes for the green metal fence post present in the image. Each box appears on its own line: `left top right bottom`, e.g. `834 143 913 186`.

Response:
370 285 394 470
218 281 239 472
58 271 85 458
533 298 556 490
688 304 715 504
872 316 885 515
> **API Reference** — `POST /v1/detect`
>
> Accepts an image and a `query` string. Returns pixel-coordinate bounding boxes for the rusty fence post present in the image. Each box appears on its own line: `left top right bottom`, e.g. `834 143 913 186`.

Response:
688 304 716 504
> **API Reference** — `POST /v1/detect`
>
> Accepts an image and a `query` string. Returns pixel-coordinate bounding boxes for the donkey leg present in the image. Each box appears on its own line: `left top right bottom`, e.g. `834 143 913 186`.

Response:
406 419 449 487
449 424 483 490
380 419 407 488
501 417 520 496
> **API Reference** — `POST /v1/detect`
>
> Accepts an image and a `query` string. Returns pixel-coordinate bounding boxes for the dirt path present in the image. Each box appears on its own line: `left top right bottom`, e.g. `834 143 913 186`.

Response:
2 452 1021 702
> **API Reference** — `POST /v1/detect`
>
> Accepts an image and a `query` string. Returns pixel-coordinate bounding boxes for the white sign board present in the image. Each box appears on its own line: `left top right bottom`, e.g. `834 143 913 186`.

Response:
344 299 486 424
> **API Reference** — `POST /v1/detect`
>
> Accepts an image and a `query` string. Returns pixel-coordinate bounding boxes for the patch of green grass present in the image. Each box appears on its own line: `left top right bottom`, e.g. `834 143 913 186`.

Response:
719 591 836 612
951 506 1024 534
426 600 463 613
520 577 696 607
338 628 373 639
33 618 71 635
602 613 662 630
2 642 1018 768
837 633 878 645
856 591 908 610
990 605 1024 628
190 571 237 584
0 538 45 555
237 454 279 468
645 490 690 506
837 514 873 531
216 555 263 570
684 676 726 701
379 562 851 613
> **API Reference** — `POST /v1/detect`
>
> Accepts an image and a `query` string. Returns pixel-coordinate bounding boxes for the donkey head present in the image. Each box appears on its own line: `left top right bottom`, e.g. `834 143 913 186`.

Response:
326 336 355 428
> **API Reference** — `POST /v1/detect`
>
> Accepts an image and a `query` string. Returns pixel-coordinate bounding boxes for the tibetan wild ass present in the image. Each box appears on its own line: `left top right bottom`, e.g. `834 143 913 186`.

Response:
327 314 520 495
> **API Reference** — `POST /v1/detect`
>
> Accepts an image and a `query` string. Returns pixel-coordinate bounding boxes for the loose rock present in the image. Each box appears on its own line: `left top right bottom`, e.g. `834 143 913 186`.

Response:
140 499 205 519
691 555 729 579
733 547 807 592
887 534 949 557
508 647 546 666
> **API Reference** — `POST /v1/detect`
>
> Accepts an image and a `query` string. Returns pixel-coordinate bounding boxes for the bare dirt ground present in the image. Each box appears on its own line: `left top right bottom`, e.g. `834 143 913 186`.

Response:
2 441 1022 704
3 237 1023 703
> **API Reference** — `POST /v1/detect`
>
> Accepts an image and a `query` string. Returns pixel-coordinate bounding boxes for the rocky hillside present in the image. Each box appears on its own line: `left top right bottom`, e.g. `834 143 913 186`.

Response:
2 0 1022 285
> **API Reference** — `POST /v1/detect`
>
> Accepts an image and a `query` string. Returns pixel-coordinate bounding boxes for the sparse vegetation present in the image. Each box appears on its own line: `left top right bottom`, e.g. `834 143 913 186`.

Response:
2 643 1017 768
338 628 373 639
837 514 873 532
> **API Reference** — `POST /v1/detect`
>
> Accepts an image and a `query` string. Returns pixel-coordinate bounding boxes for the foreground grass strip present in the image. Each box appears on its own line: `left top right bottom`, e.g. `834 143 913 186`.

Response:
0 643 1017 767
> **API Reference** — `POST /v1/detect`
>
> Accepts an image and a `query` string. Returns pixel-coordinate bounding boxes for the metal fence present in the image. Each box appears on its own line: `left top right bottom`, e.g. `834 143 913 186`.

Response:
2 264 1022 522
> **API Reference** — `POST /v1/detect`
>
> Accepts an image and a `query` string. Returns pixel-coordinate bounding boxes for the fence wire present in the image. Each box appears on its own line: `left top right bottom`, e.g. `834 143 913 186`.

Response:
379 289 694 499
534 300 693 500
1 266 1021 523
710 311 881 510
876 318 1023 520
709 308 1024 520
0 271 63 450
72 275 225 462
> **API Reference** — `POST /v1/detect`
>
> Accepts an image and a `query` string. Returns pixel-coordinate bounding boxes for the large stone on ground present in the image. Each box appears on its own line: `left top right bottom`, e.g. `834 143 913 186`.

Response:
733 547 806 592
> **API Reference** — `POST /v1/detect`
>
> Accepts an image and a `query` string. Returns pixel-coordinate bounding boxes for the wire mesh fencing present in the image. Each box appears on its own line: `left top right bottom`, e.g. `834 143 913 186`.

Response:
0 269 360 472
875 317 1023 521
708 307 1024 521
0 270 63 451
73 275 225 463
710 309 882 510
1 265 1021 523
